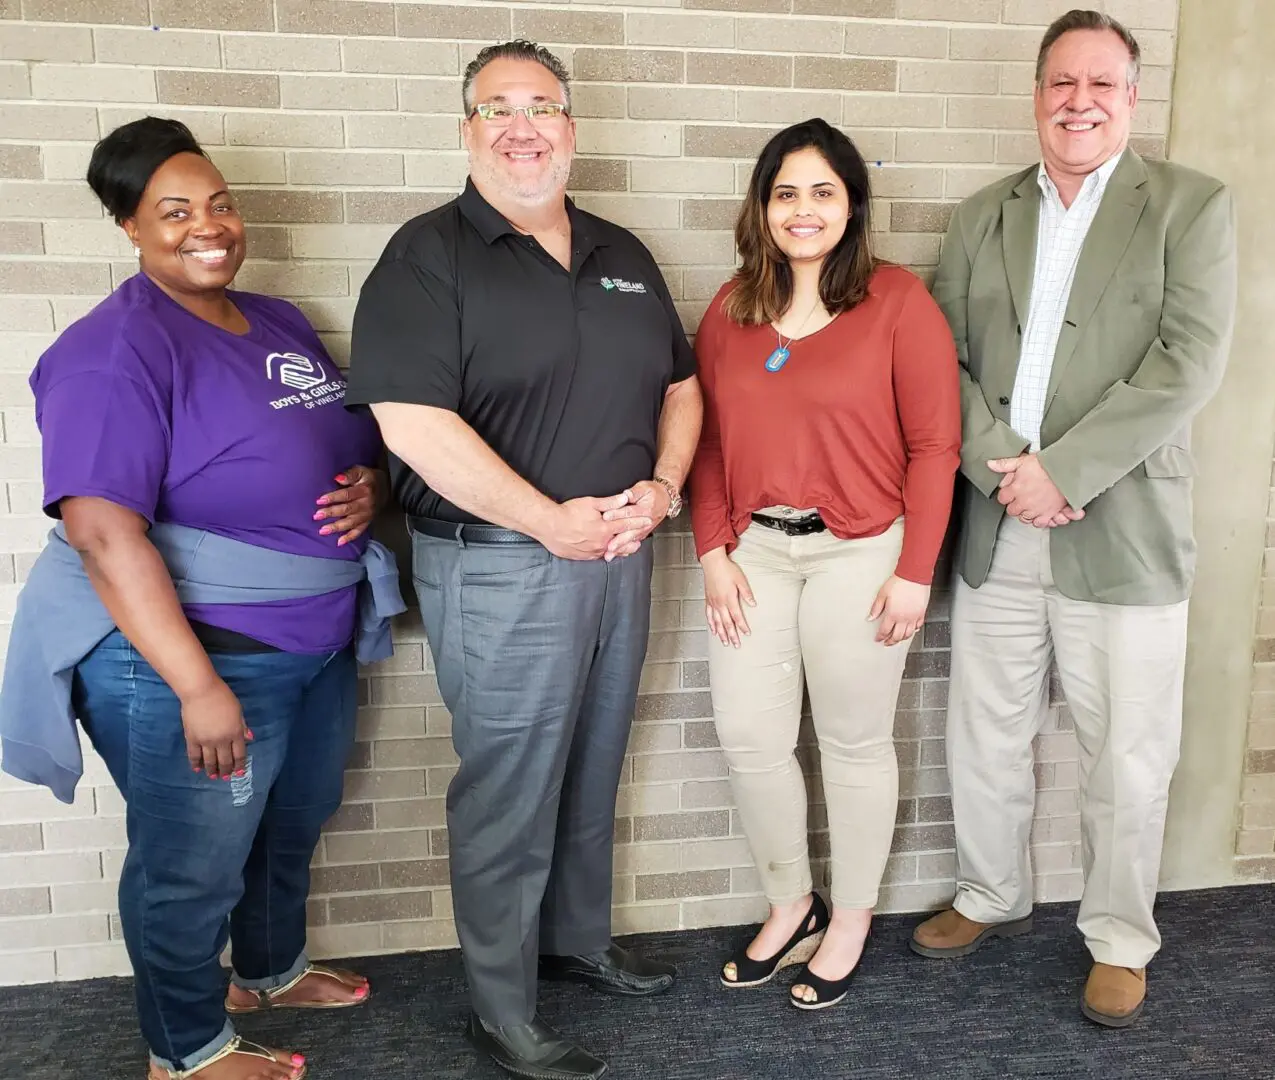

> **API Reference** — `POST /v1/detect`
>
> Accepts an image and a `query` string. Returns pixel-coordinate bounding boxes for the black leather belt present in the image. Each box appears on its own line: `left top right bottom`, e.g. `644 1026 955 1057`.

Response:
751 512 827 536
409 516 538 545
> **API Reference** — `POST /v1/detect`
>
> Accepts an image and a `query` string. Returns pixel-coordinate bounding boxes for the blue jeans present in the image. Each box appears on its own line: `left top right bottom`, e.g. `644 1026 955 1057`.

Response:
73 631 358 1072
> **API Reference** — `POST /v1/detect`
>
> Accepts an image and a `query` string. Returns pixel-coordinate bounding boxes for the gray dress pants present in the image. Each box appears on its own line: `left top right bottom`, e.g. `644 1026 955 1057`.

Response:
411 527 653 1026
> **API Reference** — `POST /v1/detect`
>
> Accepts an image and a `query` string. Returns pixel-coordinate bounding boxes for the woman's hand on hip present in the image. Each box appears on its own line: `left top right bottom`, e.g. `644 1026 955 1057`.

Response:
868 575 930 646
315 465 384 546
179 678 252 780
702 547 755 649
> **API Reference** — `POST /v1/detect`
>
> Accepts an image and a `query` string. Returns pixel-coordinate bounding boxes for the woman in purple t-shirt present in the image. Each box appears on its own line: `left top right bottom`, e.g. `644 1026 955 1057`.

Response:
31 118 386 1080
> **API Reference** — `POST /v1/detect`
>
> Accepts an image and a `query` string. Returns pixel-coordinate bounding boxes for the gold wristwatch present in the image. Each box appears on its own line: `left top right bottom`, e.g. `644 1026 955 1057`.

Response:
652 475 682 518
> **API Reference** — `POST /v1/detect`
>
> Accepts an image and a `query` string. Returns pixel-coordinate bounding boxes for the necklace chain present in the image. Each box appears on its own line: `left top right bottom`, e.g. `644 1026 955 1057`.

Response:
775 298 823 351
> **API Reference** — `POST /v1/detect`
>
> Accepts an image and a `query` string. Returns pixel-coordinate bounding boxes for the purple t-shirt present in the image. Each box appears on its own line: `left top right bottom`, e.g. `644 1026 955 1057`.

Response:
31 273 382 654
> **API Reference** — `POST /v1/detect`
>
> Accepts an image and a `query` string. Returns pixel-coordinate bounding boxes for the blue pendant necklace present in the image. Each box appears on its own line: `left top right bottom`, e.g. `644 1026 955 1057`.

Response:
765 300 821 373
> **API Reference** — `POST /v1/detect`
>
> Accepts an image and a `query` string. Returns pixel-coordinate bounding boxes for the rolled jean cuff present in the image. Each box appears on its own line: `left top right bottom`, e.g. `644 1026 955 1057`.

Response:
150 1018 236 1074
231 950 309 992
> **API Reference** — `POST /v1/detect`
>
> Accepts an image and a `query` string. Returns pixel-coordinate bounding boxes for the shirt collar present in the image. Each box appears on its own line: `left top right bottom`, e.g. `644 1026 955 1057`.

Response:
1036 147 1125 205
457 177 603 251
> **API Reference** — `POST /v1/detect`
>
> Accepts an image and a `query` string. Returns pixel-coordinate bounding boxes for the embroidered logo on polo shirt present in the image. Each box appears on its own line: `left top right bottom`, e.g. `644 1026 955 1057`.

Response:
267 351 328 391
599 276 647 295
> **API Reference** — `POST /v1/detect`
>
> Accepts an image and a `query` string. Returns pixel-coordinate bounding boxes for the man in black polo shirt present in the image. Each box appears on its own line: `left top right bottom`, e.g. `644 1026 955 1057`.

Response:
346 38 702 1080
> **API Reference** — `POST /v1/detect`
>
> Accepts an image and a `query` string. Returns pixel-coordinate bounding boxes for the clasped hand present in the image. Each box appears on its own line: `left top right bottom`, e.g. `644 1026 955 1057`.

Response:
543 481 669 562
988 454 1084 528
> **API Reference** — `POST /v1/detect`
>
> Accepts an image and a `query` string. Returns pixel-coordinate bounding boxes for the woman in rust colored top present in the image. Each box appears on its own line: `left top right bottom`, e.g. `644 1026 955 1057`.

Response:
692 119 960 1010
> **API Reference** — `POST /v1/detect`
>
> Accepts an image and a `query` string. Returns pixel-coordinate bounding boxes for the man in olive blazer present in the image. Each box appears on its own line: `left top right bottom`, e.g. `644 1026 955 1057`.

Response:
910 10 1237 1029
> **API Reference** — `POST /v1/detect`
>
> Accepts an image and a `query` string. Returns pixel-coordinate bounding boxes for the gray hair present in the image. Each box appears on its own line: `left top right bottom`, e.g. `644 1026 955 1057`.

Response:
462 39 572 115
1035 9 1141 89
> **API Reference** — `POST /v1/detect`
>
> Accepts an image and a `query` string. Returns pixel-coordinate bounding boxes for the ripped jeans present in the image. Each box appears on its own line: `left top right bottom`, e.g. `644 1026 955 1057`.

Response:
73 631 357 1073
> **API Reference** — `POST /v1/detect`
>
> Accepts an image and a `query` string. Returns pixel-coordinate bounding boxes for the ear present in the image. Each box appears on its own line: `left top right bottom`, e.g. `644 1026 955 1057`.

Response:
461 115 474 152
1127 81 1140 112
121 218 140 252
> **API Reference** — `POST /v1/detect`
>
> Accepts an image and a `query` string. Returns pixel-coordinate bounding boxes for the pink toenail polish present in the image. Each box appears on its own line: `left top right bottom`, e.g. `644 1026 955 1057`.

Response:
355 985 368 997
291 1054 306 1065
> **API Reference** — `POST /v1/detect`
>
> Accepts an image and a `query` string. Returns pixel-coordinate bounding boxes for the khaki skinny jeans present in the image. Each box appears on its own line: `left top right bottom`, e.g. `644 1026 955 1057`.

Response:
707 519 909 909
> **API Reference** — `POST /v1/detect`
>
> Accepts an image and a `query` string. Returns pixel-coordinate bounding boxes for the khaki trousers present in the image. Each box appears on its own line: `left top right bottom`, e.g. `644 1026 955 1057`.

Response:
947 517 1188 968
707 519 909 910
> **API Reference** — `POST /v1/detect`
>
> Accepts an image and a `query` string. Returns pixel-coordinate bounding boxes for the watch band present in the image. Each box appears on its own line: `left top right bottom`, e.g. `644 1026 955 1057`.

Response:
653 475 682 518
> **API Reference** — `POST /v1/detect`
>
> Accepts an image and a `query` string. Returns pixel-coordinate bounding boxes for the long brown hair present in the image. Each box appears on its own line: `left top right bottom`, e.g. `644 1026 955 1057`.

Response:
724 118 877 327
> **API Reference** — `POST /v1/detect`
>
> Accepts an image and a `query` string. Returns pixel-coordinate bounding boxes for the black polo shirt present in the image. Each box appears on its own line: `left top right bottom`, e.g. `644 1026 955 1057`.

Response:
345 179 696 524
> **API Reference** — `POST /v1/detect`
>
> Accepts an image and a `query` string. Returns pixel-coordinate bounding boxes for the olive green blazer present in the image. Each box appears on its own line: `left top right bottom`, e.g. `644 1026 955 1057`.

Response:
934 150 1238 605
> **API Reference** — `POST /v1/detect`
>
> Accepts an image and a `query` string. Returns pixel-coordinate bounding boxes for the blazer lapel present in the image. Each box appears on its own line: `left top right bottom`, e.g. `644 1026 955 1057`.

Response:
1044 151 1150 403
1002 169 1040 332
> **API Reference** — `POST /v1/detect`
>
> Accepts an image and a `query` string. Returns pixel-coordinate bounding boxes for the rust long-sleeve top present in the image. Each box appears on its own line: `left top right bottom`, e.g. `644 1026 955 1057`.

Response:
690 264 961 585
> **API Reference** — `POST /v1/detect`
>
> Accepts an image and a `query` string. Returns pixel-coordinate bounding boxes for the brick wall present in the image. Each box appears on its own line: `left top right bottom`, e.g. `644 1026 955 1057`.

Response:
1237 462 1275 878
0 0 1185 985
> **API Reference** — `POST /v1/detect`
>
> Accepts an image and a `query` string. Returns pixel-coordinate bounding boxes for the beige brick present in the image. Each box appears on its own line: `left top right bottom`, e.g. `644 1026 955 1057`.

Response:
404 152 469 189
898 130 995 163
685 123 778 160
996 132 1039 165
0 298 52 331
0 259 109 296
572 194 679 230
343 38 457 76
945 164 1019 198
0 911 109 950
346 114 459 150
276 0 395 35
686 0 787 12
232 261 347 298
280 74 396 112
900 60 1000 95
158 71 279 109
844 92 945 128
950 26 1043 61
305 922 382 957
290 224 397 260
795 0 896 13
891 201 955 233
615 782 680 816
0 103 96 141
948 94 1034 130
629 86 734 122
226 111 344 150
25 0 148 24
575 48 685 84
898 0 999 18
569 83 626 120
628 13 734 49
205 148 287 186
1236 829 1275 857
846 21 947 59
577 119 680 158
687 51 790 89
738 89 841 125
737 16 844 54
287 151 403 187
635 869 730 900
398 78 462 116
795 56 896 91
680 895 767 928
0 144 39 180
345 191 449 225
235 189 342 224
152 0 273 31
0 885 50 915
397 4 512 40
94 27 220 68
682 198 741 231
513 9 623 45
224 34 342 73
0 950 55 985
631 159 734 196
0 23 92 62
99 107 224 146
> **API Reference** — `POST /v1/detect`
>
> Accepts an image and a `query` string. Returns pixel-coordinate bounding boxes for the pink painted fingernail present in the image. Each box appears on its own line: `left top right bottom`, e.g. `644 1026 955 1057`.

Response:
312 511 324 521
335 474 348 484
319 525 333 535
315 496 329 506
234 769 245 778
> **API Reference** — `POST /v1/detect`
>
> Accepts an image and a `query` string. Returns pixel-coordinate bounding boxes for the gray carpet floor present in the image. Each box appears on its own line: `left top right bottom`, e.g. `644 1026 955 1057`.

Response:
4 885 1273 1079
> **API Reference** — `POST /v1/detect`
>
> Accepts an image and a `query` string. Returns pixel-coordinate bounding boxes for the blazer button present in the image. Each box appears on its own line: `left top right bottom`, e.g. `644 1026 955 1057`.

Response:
998 396 1010 406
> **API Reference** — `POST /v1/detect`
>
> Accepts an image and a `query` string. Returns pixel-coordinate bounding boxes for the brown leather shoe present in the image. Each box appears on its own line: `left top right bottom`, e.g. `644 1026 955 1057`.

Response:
1081 963 1146 1028
909 908 1033 958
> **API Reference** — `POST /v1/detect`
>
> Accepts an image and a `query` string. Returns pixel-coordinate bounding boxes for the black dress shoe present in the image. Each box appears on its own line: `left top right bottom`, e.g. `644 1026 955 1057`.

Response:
466 1013 607 1080
539 942 677 997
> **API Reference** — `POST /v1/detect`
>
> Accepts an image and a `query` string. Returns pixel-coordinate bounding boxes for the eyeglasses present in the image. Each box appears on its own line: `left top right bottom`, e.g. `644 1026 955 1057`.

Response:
470 103 569 126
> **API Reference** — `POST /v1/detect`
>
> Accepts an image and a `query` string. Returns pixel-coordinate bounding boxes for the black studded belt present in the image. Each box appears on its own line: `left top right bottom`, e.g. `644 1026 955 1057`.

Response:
750 512 827 536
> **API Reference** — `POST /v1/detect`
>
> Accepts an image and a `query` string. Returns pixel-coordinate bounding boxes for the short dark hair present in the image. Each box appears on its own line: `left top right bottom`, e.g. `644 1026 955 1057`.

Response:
87 116 208 225
1036 9 1141 88
462 39 571 115
725 118 877 327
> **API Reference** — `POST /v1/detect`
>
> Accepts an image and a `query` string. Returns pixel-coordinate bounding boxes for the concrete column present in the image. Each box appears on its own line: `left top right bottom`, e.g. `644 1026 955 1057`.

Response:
1159 0 1275 887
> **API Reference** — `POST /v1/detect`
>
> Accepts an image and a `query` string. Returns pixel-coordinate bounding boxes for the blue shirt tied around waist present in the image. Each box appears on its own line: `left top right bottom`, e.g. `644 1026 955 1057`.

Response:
0 523 407 804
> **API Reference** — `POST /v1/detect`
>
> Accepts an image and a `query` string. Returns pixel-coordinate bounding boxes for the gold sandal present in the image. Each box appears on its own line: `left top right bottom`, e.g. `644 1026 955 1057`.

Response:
146 1035 306 1079
225 962 370 1014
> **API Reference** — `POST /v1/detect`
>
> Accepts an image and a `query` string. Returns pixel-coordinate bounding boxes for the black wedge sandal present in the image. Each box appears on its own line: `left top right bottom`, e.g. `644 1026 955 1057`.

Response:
719 892 830 989
788 931 870 1010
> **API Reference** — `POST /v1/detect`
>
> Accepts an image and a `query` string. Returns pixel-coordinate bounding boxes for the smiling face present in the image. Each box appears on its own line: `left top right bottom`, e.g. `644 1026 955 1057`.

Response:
123 151 245 298
765 146 851 266
1035 28 1138 182
463 57 574 208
